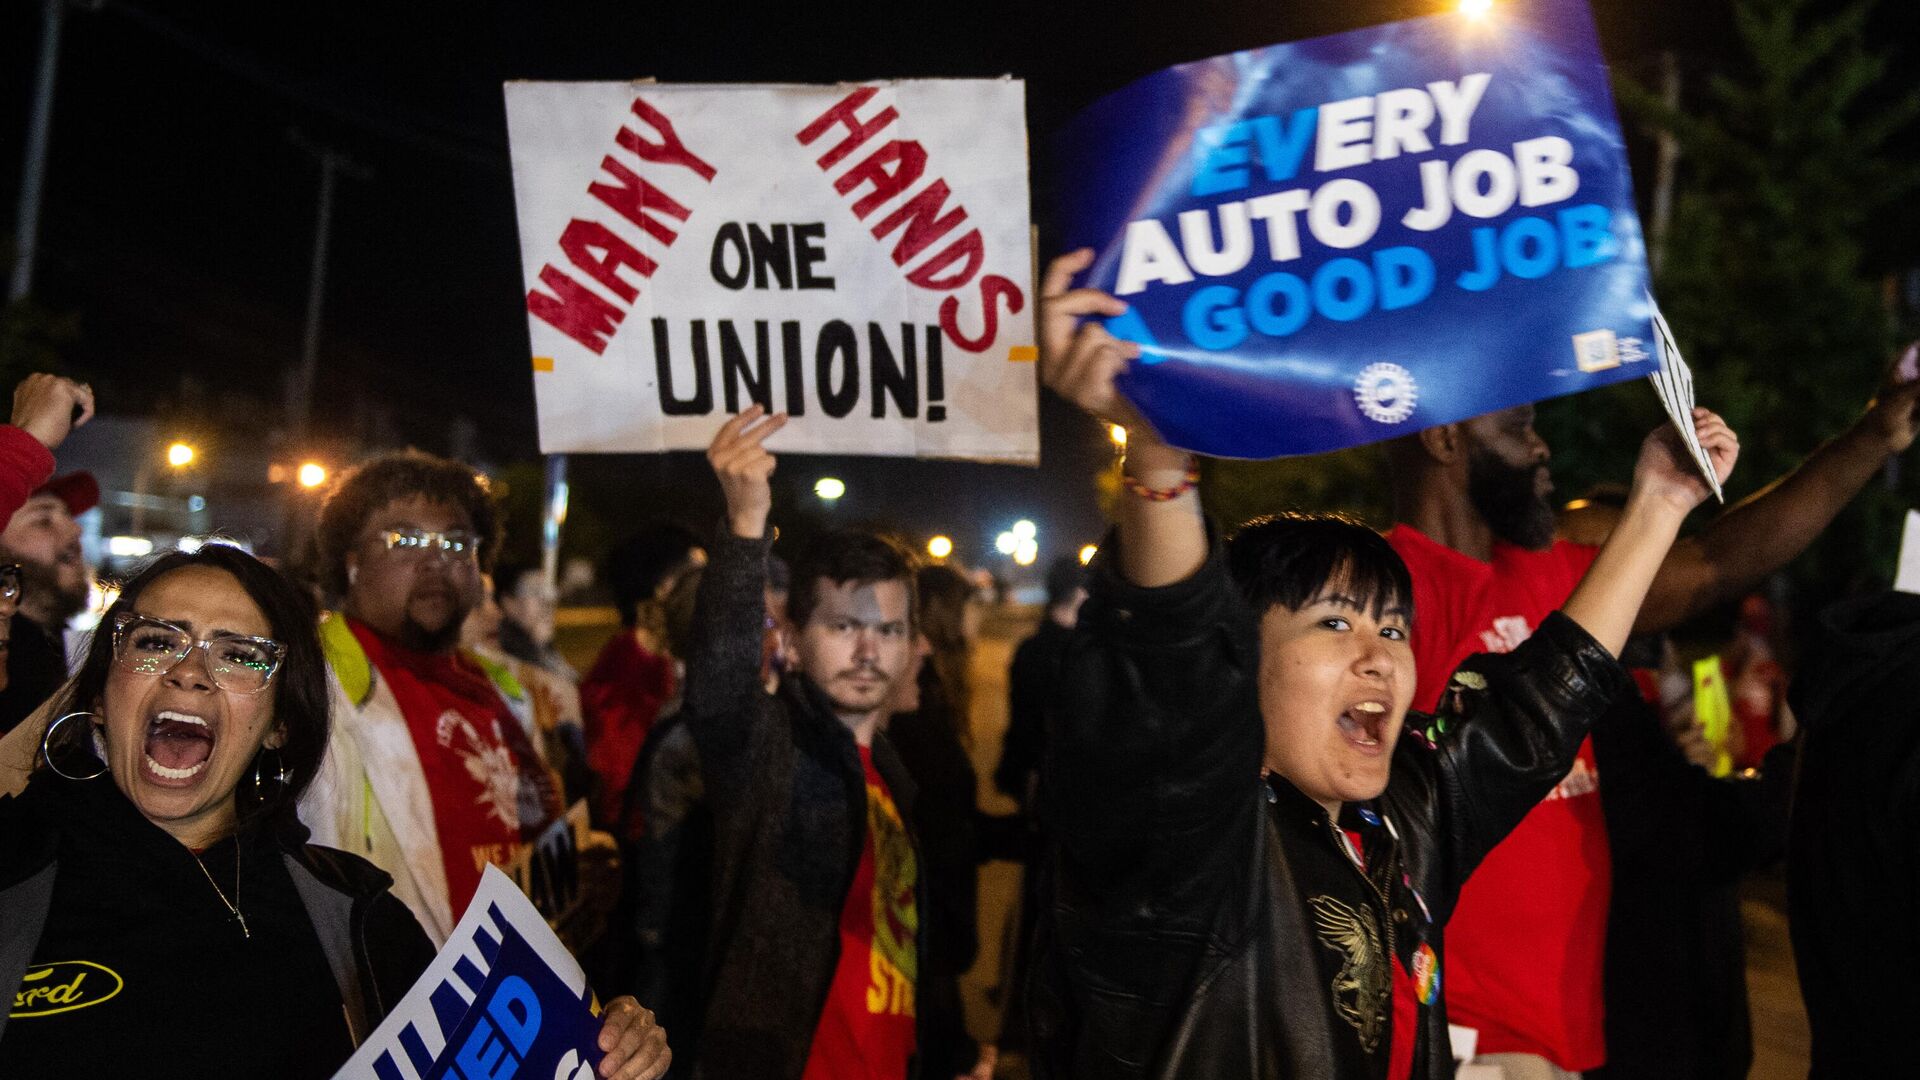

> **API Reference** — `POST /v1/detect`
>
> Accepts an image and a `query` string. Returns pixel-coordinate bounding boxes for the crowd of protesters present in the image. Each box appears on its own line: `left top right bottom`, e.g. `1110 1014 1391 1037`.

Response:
0 235 1916 1079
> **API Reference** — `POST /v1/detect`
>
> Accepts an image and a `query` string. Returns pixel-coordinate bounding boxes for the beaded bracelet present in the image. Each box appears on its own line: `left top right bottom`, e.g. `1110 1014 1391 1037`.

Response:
1121 461 1201 502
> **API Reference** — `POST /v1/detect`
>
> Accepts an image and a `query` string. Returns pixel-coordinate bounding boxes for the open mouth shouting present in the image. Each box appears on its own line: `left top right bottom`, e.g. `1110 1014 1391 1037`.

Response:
1336 700 1392 756
144 710 216 784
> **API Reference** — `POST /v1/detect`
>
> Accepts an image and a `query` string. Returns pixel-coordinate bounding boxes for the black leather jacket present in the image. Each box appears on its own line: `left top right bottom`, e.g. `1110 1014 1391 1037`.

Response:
1029 536 1630 1080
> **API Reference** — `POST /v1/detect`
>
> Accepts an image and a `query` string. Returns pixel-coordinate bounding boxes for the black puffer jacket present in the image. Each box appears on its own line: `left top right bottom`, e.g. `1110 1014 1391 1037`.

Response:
1029 534 1629 1080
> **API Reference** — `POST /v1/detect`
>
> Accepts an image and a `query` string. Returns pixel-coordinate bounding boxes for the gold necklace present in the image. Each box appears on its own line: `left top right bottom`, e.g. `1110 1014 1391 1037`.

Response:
192 844 249 939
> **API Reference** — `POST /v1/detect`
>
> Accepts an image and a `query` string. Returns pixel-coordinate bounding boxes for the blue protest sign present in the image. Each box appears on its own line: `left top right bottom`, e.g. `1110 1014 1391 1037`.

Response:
335 867 605 1080
1056 0 1654 459
430 920 603 1080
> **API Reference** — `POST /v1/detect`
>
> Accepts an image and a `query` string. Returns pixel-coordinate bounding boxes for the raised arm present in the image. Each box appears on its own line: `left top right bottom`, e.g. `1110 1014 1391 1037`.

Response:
0 374 93 767
1039 249 1204 588
1420 410 1739 894
0 374 92 528
681 407 788 767
1565 408 1739 655
1036 249 1262 904
1637 359 1918 632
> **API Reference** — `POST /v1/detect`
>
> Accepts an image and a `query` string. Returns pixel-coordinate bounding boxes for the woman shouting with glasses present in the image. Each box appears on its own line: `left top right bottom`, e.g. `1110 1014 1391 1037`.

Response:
0 544 670 1078
0 549 374 1077
0 404 670 1080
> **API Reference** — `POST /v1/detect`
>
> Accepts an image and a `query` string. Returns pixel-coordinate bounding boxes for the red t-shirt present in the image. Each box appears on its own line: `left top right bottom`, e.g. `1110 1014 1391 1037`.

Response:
1385 526 1610 1070
801 746 919 1080
351 620 566 915
580 631 676 826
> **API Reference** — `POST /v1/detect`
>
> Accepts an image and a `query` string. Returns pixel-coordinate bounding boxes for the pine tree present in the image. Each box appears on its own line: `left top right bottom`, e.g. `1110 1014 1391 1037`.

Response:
1542 0 1920 598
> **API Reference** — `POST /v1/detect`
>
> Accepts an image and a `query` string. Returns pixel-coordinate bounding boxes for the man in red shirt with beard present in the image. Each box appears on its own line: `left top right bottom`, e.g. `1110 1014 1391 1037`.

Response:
302 452 576 944
1384 373 1920 1078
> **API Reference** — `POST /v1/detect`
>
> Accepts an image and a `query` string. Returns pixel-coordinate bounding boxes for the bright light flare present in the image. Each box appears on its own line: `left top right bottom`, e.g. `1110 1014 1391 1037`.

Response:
927 535 954 560
1108 424 1128 448
1460 0 1493 17
995 532 1019 556
166 442 195 468
1079 544 1098 566
1012 519 1037 541
76 580 122 631
108 535 154 558
815 477 846 501
297 462 329 489
1013 538 1039 566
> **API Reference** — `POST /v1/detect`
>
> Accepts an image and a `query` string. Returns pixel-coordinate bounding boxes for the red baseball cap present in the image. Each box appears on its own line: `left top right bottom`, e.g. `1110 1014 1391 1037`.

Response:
30 471 99 517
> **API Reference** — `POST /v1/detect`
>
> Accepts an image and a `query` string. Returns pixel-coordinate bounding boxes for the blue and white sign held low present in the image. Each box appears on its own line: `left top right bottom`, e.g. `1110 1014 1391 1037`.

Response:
1055 0 1655 459
333 866 605 1080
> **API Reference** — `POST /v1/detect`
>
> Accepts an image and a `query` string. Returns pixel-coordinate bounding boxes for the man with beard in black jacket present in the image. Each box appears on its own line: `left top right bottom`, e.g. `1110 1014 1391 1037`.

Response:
1026 248 1739 1079
683 407 977 1080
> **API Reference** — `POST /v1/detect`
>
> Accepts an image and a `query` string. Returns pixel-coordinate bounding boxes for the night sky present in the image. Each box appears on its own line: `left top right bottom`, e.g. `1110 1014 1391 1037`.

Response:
0 0 1909 565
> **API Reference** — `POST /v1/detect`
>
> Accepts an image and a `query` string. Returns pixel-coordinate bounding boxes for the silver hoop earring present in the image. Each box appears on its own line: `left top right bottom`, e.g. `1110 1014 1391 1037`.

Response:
41 712 108 781
251 748 291 796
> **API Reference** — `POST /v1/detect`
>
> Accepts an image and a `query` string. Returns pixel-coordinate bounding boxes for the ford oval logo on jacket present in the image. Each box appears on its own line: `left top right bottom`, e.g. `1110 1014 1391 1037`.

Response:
10 961 124 1018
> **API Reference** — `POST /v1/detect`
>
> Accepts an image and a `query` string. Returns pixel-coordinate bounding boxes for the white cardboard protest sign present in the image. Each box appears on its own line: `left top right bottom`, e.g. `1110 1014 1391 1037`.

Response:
1894 509 1920 595
334 866 604 1079
1646 298 1724 503
504 79 1037 462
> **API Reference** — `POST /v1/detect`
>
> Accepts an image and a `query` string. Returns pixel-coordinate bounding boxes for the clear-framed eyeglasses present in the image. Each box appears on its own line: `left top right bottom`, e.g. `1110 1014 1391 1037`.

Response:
374 528 481 562
111 612 286 695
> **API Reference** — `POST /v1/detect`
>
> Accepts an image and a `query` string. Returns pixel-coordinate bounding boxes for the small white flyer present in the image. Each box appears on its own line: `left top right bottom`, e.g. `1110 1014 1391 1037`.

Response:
1646 297 1725 503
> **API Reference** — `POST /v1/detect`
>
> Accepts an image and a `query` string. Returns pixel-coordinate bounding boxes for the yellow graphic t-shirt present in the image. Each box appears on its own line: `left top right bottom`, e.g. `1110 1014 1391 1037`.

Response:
802 745 918 1080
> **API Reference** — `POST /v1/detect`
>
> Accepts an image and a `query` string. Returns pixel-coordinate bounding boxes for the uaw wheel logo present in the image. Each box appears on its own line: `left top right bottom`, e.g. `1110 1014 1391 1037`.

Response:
1353 363 1418 424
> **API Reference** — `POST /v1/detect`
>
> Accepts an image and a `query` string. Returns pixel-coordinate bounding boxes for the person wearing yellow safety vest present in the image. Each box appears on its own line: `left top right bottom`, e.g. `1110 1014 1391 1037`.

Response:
299 451 579 946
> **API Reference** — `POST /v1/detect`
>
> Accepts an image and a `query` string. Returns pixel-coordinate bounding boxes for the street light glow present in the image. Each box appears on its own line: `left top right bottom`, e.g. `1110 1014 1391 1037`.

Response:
1460 0 1493 16
166 442 195 468
995 531 1019 555
927 535 954 560
815 477 846 501
1013 537 1039 566
297 462 328 489
1012 519 1037 541
1079 544 1098 566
